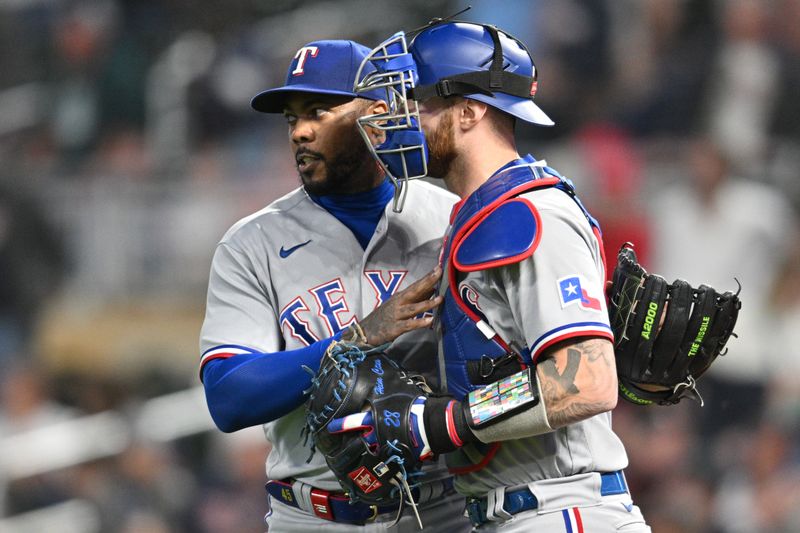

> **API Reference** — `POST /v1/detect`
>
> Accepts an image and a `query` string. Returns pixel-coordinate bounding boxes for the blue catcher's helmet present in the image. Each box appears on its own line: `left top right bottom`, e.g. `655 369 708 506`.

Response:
355 21 552 211
409 22 553 126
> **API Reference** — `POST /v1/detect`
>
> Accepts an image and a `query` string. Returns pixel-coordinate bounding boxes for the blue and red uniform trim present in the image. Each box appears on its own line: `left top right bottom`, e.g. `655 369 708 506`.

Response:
562 507 585 533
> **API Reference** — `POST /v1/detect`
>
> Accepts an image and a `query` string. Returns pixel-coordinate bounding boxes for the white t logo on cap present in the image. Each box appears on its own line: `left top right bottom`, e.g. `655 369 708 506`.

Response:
292 46 319 76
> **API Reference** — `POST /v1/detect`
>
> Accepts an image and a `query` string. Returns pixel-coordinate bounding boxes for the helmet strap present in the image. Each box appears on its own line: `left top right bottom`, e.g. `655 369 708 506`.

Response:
408 23 538 102
487 25 505 89
409 70 534 101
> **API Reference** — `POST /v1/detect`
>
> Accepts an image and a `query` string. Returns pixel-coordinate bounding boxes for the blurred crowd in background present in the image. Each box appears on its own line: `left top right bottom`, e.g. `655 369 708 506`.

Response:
1 0 799 531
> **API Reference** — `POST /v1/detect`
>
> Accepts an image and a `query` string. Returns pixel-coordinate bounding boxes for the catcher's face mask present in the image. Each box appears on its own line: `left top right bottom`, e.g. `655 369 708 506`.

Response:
354 31 427 213
355 21 554 212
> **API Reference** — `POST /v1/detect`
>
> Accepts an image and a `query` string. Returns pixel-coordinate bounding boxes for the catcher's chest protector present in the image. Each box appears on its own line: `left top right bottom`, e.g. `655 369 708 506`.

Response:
440 160 603 401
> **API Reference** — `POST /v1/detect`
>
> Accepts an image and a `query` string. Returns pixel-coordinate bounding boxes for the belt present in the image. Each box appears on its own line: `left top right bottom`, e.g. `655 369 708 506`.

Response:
266 477 454 526
466 470 628 527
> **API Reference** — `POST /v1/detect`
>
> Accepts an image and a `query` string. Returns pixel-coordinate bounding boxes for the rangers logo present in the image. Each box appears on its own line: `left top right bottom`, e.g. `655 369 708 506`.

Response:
348 466 383 493
292 45 319 75
558 275 602 311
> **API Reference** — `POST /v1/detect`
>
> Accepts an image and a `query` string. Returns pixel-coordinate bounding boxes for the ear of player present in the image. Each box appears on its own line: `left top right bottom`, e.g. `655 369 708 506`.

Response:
607 244 742 406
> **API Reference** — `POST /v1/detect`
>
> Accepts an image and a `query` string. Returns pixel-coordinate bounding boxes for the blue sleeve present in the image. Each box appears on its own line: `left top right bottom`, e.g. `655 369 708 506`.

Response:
201 335 340 432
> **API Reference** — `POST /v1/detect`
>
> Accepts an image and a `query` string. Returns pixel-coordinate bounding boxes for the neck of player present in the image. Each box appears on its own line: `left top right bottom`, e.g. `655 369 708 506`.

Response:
443 134 520 200
338 163 386 195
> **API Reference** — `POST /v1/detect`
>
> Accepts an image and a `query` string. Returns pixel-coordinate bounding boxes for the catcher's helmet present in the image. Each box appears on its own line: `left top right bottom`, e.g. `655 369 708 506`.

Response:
354 21 552 211
409 22 553 126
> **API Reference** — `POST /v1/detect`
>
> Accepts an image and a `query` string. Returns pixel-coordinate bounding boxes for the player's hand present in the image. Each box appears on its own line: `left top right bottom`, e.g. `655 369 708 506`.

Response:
326 397 433 461
358 267 443 345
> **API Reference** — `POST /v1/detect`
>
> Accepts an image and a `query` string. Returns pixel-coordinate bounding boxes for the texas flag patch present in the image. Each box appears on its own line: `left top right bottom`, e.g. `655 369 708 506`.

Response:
558 275 602 312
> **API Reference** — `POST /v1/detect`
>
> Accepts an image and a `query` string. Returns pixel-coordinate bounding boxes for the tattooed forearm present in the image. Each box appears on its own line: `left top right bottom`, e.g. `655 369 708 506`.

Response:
538 355 600 428
537 338 617 428
581 338 615 367
540 348 581 395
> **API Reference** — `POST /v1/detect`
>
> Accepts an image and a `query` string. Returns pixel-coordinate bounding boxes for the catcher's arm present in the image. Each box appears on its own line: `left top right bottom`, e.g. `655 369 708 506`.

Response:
305 341 619 524
344 244 742 447
320 338 619 457
435 336 619 445
535 337 618 428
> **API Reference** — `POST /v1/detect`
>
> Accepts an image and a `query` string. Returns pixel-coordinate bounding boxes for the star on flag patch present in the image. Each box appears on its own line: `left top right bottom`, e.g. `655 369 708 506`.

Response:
558 275 602 311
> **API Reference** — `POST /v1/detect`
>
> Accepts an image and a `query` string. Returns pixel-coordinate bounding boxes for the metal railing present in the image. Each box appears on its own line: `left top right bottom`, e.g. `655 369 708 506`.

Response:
0 387 217 531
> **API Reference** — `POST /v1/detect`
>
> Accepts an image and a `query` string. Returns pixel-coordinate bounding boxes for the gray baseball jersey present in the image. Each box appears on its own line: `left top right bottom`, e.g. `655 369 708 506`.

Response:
444 185 628 497
200 180 457 489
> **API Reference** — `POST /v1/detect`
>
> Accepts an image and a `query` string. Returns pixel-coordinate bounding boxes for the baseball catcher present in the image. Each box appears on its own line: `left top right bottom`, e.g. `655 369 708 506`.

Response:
607 243 742 405
304 243 743 529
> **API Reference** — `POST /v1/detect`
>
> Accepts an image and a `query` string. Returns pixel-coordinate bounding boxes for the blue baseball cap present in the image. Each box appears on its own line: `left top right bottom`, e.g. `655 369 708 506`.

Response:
251 40 384 113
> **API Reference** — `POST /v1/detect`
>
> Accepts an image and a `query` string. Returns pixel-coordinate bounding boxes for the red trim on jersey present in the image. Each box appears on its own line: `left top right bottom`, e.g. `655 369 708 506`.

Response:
453 198 543 273
202 352 237 363
198 352 237 381
574 507 585 533
447 443 502 475
532 330 614 364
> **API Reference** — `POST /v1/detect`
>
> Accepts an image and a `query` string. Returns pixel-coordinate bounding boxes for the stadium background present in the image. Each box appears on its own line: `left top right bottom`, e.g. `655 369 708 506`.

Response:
1 0 799 531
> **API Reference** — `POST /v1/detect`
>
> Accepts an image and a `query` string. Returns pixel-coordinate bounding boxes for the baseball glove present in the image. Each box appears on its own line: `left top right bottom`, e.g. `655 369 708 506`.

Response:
303 340 433 523
607 243 741 406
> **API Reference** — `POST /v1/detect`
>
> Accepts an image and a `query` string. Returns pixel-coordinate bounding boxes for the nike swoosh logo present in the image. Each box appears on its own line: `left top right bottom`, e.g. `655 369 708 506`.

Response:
279 239 311 258
622 502 634 513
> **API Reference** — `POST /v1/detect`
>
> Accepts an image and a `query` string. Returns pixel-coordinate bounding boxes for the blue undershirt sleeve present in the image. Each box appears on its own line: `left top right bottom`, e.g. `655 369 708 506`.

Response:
201 334 341 432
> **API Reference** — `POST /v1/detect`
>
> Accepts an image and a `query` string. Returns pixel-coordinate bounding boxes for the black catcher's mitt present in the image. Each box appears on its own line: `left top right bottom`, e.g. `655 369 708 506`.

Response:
608 244 741 405
303 341 432 521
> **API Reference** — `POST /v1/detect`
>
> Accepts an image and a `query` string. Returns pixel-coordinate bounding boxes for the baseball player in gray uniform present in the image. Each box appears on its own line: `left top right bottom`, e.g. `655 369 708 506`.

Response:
347 21 652 531
199 40 470 531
